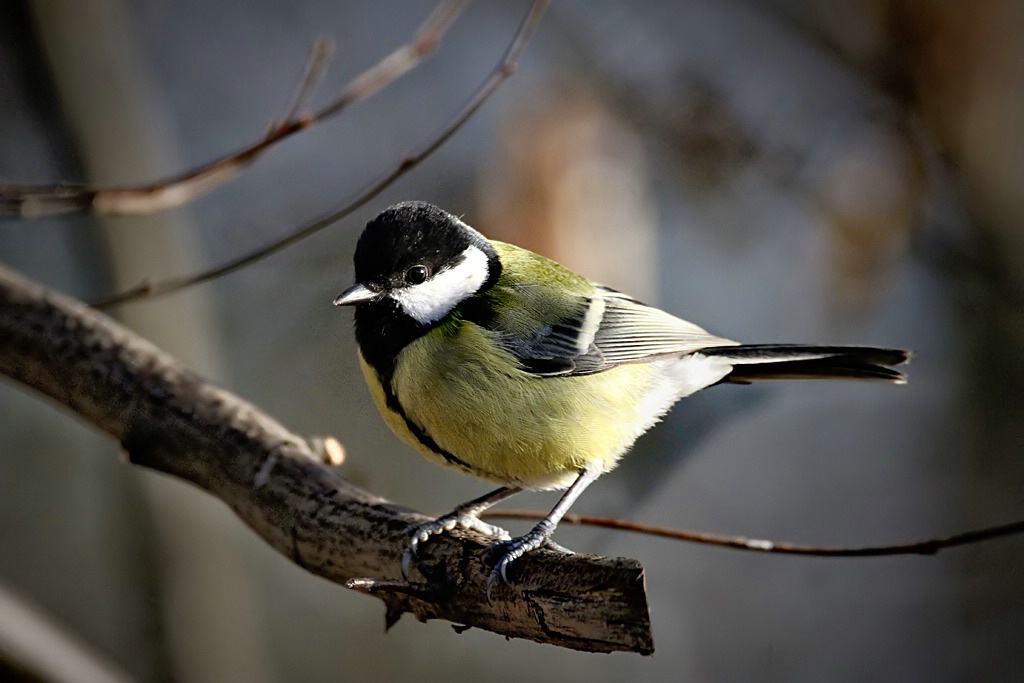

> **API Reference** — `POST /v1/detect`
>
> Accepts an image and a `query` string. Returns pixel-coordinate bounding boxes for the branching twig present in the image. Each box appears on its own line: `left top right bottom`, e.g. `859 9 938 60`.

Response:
487 510 1024 557
0 262 652 655
278 36 336 127
90 0 551 310
0 0 467 218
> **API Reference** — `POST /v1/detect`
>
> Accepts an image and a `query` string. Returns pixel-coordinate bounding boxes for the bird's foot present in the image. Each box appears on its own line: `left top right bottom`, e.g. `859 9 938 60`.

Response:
401 512 511 580
485 521 571 600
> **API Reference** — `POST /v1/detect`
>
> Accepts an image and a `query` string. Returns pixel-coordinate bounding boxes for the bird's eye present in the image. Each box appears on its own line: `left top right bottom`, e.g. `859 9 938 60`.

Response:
405 264 429 284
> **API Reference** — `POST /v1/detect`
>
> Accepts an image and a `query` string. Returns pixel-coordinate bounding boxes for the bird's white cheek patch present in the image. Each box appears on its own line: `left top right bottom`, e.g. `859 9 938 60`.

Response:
391 244 489 324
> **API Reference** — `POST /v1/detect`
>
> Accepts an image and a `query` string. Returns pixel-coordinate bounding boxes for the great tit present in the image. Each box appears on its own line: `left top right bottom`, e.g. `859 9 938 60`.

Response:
334 200 909 590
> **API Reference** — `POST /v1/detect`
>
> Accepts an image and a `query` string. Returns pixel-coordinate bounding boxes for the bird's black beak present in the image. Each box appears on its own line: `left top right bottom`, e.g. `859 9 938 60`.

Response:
333 283 378 306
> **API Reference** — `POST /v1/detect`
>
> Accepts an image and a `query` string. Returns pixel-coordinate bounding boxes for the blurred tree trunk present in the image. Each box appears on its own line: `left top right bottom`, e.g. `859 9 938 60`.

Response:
29 1 272 679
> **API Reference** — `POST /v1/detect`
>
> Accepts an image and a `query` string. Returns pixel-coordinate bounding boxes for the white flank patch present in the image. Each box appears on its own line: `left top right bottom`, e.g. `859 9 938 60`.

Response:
390 244 490 324
639 353 734 425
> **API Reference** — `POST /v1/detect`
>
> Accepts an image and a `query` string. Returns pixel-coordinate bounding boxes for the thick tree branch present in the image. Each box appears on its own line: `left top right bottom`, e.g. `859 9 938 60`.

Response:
0 263 653 656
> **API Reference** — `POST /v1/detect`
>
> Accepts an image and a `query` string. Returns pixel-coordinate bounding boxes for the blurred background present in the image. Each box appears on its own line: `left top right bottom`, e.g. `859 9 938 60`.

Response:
1 0 1022 680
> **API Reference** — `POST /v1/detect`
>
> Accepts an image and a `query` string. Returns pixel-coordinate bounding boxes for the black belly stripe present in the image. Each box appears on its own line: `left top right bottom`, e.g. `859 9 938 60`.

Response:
381 382 474 471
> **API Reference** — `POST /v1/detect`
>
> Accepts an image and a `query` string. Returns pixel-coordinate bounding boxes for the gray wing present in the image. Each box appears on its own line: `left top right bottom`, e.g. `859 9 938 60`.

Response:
502 287 738 377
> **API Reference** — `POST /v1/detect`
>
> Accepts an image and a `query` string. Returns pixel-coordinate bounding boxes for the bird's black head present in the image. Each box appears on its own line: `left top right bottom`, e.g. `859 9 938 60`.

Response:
355 202 499 296
335 202 502 377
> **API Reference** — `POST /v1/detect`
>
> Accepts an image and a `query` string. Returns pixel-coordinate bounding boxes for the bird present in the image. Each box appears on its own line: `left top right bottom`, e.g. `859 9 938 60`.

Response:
334 200 910 592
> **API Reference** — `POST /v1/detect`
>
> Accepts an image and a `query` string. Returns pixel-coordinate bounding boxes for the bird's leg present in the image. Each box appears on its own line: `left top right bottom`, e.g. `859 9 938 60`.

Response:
487 464 602 597
402 485 522 580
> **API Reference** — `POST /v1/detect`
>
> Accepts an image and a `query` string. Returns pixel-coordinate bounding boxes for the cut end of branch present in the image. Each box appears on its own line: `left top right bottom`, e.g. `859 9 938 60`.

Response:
389 534 655 654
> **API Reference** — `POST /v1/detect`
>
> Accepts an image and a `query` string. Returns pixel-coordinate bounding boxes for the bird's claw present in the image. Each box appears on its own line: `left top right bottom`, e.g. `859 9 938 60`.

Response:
400 546 416 582
543 539 575 555
484 527 567 602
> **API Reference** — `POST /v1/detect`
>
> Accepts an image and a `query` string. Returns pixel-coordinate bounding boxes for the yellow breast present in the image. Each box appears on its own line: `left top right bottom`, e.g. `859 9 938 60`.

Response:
359 319 665 490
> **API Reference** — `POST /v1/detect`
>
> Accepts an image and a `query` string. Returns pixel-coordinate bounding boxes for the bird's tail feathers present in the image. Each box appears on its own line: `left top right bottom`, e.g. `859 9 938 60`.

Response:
701 344 910 384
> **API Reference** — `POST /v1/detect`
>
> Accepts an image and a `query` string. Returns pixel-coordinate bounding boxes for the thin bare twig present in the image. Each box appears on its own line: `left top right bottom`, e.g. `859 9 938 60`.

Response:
486 509 1024 557
0 0 467 218
91 0 551 309
279 36 336 127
